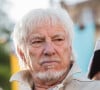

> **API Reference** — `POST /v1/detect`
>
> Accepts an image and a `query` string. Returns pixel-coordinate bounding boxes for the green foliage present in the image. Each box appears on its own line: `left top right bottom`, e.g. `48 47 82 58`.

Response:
0 43 11 90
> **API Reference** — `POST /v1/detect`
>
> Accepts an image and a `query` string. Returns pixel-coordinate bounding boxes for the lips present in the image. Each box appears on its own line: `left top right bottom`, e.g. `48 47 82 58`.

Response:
40 60 59 66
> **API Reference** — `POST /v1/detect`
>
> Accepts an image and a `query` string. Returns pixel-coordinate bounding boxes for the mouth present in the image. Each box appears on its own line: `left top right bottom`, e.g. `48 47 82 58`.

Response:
40 60 59 66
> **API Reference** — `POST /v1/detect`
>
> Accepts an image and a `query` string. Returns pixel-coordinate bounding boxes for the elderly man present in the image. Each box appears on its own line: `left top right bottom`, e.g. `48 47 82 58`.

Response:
10 8 100 90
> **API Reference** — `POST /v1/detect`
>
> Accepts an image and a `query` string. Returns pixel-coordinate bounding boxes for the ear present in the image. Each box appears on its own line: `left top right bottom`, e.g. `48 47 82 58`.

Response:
17 47 27 64
69 44 72 53
69 45 73 58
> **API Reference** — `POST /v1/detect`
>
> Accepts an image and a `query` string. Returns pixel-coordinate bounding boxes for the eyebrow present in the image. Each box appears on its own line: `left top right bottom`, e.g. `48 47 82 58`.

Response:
30 34 44 39
51 33 65 39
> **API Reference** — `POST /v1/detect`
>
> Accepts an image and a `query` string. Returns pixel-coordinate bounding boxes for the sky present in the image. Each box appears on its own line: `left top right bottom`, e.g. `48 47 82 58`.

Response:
9 0 50 22
64 0 87 5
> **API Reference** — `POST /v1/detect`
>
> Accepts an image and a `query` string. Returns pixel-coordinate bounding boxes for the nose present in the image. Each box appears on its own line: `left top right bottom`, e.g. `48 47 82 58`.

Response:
43 42 55 56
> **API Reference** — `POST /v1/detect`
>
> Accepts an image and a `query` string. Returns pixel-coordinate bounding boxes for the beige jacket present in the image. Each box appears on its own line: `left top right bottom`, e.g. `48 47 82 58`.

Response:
10 62 100 90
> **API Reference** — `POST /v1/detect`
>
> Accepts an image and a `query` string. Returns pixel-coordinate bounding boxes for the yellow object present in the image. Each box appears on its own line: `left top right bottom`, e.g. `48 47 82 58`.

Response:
10 53 20 90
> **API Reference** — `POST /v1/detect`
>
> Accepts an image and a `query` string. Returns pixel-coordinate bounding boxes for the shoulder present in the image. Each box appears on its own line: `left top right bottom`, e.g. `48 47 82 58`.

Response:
71 77 100 89
10 70 33 90
64 76 100 90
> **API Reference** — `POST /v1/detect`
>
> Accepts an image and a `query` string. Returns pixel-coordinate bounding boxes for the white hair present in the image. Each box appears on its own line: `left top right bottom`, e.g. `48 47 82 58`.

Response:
11 8 74 69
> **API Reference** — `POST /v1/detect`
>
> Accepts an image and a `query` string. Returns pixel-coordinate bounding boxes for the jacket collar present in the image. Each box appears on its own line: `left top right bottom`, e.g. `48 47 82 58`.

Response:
62 62 81 84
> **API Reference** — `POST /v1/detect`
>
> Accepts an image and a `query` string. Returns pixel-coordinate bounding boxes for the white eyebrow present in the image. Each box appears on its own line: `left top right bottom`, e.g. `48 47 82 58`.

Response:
51 32 66 38
29 34 44 39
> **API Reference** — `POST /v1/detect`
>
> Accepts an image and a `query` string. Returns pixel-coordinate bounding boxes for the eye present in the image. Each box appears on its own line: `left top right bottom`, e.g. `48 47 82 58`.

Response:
32 40 43 44
54 38 64 41
30 39 44 47
53 37 65 45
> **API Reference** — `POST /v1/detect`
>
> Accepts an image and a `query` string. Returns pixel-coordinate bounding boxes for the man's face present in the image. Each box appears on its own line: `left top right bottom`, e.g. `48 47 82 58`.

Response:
25 23 72 80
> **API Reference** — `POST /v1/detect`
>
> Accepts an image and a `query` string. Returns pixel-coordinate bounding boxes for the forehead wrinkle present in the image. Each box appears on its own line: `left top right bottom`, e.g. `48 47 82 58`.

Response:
28 26 68 42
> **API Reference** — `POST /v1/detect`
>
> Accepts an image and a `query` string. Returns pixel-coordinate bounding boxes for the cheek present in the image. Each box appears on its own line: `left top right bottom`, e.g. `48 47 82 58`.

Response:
60 44 71 58
28 47 42 59
28 48 41 67
59 45 71 65
28 47 44 70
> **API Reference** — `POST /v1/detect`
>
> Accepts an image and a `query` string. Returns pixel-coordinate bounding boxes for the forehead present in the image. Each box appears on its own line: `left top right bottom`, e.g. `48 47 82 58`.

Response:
24 13 70 38
29 23 67 36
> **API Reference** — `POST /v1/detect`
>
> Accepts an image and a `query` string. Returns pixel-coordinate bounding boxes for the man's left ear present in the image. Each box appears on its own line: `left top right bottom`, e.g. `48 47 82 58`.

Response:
69 45 72 52
69 45 72 56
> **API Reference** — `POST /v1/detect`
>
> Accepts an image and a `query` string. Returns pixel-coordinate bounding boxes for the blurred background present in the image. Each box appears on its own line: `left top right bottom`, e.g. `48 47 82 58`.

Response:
0 0 100 90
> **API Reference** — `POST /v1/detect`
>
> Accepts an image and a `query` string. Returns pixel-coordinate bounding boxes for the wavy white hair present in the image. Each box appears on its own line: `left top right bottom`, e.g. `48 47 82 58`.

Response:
11 8 75 69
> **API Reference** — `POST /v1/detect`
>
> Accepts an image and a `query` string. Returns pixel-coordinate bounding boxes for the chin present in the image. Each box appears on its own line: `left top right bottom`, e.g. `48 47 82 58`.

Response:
34 68 67 81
